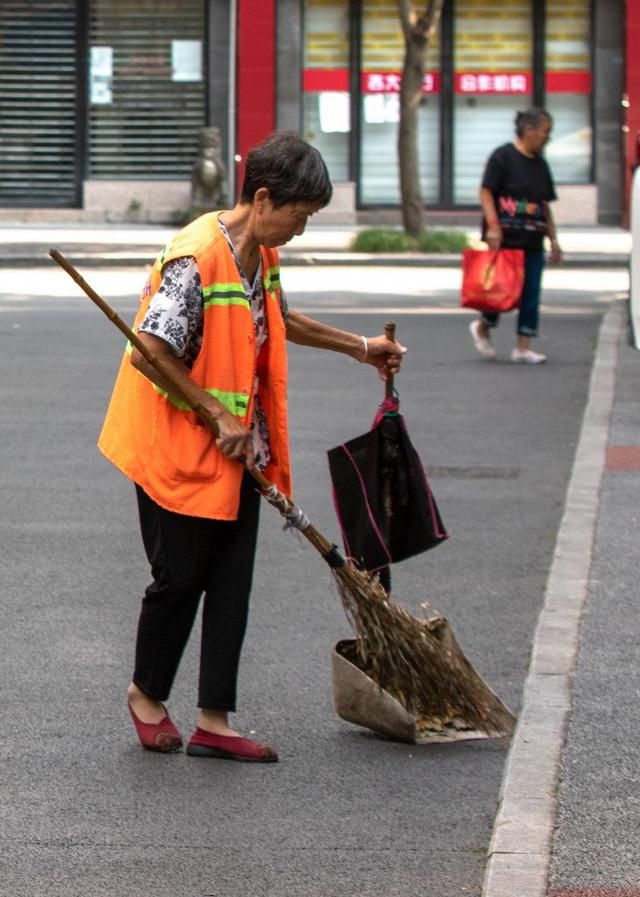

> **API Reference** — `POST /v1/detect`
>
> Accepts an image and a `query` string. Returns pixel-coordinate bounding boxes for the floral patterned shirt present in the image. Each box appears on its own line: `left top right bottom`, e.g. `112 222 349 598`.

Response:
138 226 275 469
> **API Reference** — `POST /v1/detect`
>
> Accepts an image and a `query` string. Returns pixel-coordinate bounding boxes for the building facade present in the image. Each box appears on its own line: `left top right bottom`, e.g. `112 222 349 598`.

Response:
0 0 629 224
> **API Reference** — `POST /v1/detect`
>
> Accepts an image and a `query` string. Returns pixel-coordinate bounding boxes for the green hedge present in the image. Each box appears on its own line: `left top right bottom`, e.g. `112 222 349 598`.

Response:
351 228 470 253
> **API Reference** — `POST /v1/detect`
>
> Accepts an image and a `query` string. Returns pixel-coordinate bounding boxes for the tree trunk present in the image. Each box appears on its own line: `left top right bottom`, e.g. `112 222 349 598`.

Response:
396 1 445 239
398 29 427 238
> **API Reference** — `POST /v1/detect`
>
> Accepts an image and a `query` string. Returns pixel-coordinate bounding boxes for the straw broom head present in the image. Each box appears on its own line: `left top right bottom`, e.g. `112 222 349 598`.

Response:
333 562 516 736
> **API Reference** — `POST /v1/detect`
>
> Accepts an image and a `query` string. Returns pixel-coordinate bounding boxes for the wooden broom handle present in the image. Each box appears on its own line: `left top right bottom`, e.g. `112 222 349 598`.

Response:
49 249 228 437
384 321 396 399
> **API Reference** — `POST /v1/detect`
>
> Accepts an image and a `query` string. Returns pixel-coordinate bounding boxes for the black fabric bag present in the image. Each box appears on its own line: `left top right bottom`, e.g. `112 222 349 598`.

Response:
327 403 448 572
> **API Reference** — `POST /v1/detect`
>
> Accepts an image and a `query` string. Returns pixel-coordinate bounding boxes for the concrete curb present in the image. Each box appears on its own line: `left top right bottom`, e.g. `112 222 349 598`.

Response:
280 253 629 269
482 301 624 897
0 250 630 269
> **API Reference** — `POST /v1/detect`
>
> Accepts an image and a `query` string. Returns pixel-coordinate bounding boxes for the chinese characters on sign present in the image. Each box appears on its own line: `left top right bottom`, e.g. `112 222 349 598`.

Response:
455 72 531 94
362 72 440 93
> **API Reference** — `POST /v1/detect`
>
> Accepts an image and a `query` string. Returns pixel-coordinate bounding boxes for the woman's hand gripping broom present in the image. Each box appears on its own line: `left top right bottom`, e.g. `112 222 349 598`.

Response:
50 250 515 737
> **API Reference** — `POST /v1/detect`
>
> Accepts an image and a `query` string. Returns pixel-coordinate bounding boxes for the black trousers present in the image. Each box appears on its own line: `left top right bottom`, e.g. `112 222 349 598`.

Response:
133 472 261 711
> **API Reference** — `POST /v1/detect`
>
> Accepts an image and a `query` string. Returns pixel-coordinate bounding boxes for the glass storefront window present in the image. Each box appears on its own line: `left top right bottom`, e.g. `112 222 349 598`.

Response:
301 0 595 209
302 0 350 182
360 1 440 205
89 0 206 179
453 0 533 205
544 0 592 183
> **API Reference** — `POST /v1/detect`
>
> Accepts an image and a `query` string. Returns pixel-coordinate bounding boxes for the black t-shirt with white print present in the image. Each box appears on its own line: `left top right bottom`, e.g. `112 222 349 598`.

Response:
481 142 557 251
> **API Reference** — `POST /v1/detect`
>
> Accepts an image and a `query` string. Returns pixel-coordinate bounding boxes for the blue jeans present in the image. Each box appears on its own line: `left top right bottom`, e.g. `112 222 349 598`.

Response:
482 249 545 338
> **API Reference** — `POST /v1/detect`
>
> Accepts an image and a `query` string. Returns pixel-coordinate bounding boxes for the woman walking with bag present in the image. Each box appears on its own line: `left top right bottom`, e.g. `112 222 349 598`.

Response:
469 107 563 364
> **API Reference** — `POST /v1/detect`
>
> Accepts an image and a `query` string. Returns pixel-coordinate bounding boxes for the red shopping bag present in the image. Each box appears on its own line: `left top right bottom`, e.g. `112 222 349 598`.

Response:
461 248 525 313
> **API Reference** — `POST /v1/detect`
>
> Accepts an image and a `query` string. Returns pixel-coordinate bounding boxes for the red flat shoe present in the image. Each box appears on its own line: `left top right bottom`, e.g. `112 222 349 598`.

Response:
186 728 278 762
128 701 183 753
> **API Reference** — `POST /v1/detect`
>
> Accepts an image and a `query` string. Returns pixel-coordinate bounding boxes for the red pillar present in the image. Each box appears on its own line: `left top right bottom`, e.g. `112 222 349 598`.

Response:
625 0 640 222
236 0 277 196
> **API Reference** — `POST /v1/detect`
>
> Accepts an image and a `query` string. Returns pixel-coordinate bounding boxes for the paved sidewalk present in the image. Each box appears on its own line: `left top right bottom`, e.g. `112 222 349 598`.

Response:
548 310 640 896
0 222 631 268
483 300 640 897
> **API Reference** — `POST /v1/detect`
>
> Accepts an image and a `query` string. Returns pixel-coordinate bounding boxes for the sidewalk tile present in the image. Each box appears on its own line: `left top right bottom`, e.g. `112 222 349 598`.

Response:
605 446 640 470
549 890 640 897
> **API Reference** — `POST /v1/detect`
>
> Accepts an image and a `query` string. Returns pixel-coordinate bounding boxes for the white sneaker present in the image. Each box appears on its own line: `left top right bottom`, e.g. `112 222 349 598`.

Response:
510 348 547 364
469 320 496 359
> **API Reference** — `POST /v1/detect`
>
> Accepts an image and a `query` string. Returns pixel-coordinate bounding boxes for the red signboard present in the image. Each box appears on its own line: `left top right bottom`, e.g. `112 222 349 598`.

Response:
303 69 592 96
545 71 592 93
303 69 349 92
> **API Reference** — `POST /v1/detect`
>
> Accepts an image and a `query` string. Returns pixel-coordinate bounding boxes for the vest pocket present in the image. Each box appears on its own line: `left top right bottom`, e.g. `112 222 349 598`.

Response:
157 413 223 482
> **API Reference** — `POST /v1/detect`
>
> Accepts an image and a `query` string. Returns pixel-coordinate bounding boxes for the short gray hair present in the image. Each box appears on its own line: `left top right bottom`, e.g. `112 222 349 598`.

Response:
514 107 552 137
241 131 333 209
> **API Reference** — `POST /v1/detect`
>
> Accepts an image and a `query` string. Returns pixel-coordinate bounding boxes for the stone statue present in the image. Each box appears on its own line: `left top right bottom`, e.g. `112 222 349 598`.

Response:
191 127 228 211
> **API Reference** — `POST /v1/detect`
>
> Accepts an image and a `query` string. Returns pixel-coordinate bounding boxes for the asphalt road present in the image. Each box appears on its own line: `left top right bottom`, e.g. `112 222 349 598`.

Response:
0 265 615 896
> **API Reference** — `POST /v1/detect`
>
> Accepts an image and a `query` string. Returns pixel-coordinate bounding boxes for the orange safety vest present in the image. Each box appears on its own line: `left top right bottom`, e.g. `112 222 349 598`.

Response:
98 212 291 520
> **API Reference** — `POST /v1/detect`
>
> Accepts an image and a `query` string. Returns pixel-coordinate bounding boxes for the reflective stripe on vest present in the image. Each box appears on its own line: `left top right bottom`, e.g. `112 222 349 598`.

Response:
202 281 249 309
152 383 250 417
264 266 280 292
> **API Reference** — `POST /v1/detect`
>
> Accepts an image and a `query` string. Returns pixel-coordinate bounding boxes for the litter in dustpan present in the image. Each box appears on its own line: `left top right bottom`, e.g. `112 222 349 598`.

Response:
333 620 516 744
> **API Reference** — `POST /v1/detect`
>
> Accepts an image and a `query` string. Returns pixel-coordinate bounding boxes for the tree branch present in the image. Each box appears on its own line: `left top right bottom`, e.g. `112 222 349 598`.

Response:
396 0 413 42
422 0 444 40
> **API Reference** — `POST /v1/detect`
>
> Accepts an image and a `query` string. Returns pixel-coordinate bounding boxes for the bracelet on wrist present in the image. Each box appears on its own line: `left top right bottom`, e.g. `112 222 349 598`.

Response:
359 335 368 362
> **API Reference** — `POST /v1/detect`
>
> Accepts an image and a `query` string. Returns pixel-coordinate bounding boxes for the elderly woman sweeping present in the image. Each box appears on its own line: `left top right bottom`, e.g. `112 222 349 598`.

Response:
98 131 405 763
